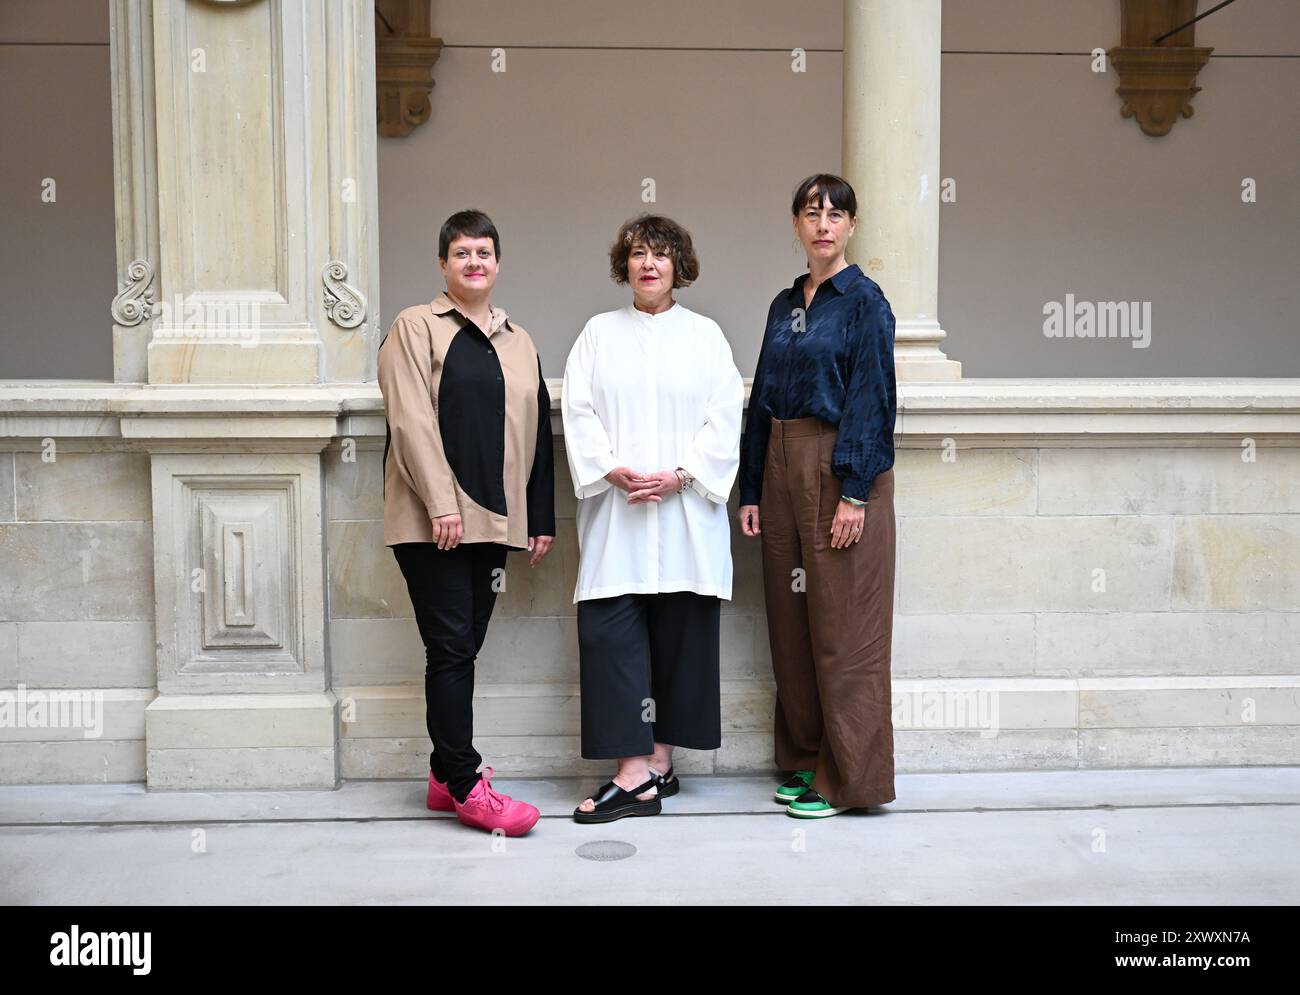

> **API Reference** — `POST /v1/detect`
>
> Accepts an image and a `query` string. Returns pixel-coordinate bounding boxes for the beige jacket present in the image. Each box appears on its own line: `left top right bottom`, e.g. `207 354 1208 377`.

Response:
376 292 555 548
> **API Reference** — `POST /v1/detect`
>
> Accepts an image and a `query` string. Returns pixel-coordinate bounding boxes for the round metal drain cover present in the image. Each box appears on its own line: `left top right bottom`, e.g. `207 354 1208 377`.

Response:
575 840 637 861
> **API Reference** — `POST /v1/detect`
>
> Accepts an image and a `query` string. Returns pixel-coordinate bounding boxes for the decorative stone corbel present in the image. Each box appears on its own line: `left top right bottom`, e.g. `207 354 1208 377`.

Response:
375 0 443 138
1109 0 1213 137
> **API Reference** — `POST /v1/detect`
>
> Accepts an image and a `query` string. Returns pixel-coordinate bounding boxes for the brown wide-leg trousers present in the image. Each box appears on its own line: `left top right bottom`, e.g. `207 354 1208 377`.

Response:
759 416 896 808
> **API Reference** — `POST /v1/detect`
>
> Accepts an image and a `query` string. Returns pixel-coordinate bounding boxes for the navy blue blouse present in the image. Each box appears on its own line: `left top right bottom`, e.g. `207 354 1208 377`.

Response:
738 263 897 505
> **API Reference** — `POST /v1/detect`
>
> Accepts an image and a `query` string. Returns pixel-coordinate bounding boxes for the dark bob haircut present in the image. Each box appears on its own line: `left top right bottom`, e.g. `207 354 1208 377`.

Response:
439 209 501 262
791 173 858 219
608 214 700 289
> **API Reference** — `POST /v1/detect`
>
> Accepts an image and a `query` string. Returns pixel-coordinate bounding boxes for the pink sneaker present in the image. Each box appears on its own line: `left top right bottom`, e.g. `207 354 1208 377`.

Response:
426 772 455 812
453 766 540 836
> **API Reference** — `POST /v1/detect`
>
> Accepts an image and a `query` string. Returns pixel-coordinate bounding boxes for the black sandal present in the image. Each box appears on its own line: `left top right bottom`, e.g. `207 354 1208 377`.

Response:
573 776 661 824
650 765 679 798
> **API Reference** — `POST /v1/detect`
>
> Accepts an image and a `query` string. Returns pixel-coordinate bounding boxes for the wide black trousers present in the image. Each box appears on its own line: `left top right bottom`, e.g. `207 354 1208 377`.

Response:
576 591 722 759
391 540 508 801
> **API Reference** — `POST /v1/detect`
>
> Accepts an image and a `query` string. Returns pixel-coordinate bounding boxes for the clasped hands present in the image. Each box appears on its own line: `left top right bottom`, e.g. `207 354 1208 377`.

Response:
605 466 683 504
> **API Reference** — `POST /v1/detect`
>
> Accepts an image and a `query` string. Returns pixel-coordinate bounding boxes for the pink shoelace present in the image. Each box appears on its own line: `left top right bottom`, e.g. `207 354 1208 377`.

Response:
472 766 507 814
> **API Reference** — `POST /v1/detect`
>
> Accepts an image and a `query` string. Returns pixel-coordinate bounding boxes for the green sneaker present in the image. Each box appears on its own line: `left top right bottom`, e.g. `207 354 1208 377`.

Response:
786 788 848 819
774 770 815 804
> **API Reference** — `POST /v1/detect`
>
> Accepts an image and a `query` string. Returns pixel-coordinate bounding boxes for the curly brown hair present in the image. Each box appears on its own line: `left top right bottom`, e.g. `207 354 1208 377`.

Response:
608 214 700 289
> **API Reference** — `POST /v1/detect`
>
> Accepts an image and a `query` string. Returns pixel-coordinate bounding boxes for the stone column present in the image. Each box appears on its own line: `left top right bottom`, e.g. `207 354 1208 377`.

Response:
843 0 961 380
108 0 381 789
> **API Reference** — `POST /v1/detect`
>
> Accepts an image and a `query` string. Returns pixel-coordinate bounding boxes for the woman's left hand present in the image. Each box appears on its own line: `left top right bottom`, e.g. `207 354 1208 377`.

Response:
528 535 554 567
626 470 679 504
830 499 866 548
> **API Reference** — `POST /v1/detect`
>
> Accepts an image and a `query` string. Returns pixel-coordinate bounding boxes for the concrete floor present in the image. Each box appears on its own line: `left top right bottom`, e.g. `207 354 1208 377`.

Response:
1 767 1297 904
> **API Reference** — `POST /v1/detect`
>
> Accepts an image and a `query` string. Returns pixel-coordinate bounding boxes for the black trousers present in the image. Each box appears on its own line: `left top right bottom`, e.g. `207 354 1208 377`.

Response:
576 591 722 760
391 540 508 802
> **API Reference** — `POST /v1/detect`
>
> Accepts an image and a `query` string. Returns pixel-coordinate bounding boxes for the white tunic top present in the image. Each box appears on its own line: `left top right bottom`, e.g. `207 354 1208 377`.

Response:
561 302 744 603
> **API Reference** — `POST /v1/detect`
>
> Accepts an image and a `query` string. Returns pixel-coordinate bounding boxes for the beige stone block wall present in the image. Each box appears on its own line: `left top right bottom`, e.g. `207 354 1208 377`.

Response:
0 452 14 521
0 449 155 674
14 451 152 521
2 432 1297 785
0 448 157 782
323 437 1300 779
887 443 1300 772
1036 612 1300 677
1038 449 1300 515
0 688 152 784
0 740 146 785
1173 517 1300 611
896 729 1080 772
0 623 15 686
900 514 1175 612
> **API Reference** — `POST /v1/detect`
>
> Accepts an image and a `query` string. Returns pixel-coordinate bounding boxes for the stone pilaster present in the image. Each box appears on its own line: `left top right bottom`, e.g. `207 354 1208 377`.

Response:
108 0 159 384
105 0 380 789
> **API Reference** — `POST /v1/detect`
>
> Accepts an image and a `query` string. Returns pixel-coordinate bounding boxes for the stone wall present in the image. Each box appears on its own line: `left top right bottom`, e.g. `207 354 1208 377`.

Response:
0 447 154 782
7 381 1294 785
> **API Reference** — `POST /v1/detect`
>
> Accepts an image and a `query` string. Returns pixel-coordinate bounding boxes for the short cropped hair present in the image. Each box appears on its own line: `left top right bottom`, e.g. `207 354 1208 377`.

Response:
439 209 501 261
608 214 700 289
790 173 858 219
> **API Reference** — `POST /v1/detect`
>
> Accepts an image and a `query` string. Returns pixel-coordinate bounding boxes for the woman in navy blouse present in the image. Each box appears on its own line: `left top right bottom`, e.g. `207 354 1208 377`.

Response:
737 173 898 819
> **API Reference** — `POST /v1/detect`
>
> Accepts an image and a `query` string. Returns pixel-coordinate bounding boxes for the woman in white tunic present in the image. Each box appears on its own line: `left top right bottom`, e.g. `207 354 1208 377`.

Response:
562 214 743 823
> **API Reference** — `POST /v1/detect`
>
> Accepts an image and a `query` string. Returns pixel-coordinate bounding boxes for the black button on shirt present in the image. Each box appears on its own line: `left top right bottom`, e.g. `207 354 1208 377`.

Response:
738 263 897 505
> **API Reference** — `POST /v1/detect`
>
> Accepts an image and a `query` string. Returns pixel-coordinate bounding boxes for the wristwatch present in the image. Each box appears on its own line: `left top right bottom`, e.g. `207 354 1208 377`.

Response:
675 467 694 493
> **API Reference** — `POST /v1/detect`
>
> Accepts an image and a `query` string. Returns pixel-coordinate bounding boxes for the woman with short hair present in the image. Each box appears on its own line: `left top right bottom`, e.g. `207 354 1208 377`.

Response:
378 208 555 837
738 174 898 819
562 214 743 823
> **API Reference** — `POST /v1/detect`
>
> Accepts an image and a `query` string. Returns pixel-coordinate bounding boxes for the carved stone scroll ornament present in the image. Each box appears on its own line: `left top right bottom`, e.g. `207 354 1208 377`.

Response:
111 258 155 325
322 261 367 329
